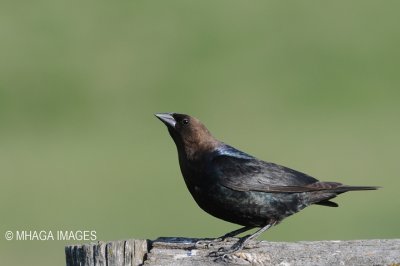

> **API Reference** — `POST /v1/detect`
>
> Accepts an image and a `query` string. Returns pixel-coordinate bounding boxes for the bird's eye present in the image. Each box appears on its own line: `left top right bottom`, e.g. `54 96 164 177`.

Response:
182 118 189 125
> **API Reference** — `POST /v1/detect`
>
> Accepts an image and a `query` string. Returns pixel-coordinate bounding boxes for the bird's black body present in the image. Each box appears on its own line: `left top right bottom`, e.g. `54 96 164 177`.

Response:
180 143 327 227
155 112 378 256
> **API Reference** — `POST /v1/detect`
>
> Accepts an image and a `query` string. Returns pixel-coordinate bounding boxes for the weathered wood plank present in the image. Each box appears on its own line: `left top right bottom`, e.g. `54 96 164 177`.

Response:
93 241 106 266
65 239 148 266
66 238 400 266
146 237 400 265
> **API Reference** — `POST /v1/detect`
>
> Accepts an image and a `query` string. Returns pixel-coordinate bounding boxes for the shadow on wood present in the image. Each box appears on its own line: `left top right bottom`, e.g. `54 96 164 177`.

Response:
65 237 400 265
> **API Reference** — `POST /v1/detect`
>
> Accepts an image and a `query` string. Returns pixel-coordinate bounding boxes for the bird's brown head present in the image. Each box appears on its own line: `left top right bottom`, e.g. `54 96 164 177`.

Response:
155 113 219 160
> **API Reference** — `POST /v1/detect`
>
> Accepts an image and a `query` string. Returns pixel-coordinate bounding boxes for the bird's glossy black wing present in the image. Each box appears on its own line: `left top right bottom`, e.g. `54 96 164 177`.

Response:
210 145 340 193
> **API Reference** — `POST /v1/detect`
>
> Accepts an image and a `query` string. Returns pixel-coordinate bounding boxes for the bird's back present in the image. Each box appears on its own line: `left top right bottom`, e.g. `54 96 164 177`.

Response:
207 144 319 189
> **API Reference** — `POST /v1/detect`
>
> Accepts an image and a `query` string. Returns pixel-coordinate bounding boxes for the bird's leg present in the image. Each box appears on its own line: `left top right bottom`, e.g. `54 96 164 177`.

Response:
195 226 254 249
209 221 277 257
215 226 254 241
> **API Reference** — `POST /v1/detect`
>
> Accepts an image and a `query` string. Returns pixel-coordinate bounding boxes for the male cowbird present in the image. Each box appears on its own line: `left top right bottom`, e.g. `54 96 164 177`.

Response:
155 112 378 257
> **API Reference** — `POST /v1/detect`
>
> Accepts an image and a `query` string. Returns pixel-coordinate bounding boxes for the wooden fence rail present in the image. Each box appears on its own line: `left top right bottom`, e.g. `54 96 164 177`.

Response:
66 237 400 265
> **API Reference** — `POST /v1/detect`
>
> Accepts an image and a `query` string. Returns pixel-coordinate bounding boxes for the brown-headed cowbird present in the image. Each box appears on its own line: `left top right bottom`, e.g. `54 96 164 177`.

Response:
155 112 378 257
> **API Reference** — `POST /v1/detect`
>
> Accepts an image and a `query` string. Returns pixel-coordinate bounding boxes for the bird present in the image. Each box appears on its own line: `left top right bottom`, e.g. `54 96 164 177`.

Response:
155 112 379 257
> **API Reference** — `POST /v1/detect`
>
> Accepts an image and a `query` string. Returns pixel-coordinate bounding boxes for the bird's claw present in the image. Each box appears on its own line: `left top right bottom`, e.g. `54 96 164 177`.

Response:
208 246 237 257
195 240 215 249
208 237 248 258
195 237 226 249
208 250 225 258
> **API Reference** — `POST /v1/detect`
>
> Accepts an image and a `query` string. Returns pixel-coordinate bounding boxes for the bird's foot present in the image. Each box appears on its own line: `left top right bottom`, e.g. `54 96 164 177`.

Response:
208 247 231 257
195 237 224 249
208 237 247 258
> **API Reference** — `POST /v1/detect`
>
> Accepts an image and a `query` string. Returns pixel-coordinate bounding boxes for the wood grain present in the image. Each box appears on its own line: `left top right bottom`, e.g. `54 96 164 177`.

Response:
66 237 400 265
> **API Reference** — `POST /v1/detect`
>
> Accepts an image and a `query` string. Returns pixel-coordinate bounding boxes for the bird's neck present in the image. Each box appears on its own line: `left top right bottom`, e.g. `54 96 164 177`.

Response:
180 138 220 162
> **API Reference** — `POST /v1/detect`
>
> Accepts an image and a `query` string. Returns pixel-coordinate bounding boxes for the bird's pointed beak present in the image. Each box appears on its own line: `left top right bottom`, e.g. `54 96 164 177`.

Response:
155 113 176 128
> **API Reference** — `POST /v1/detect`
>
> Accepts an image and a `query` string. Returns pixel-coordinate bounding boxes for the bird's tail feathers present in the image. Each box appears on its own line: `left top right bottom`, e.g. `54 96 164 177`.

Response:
306 182 380 193
311 184 379 208
315 200 339 207
331 185 380 193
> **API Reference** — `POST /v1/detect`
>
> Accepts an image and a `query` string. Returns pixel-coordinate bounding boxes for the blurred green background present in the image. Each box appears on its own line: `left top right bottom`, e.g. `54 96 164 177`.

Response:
1 1 399 265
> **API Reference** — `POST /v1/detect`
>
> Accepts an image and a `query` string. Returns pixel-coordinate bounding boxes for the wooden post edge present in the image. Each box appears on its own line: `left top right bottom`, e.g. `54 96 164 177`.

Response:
66 237 400 265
